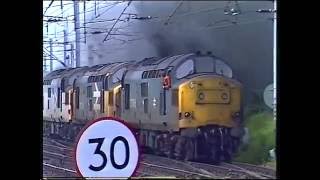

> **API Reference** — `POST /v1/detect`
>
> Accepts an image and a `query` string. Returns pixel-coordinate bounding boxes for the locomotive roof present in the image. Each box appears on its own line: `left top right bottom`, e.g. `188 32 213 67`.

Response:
44 67 89 80
124 53 194 80
133 53 194 70
87 62 130 77
44 68 68 80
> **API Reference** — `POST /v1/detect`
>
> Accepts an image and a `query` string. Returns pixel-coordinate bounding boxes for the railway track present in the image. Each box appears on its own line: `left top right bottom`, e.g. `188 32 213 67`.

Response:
222 162 276 178
143 154 273 179
42 136 276 179
42 147 211 178
43 162 78 178
139 162 212 179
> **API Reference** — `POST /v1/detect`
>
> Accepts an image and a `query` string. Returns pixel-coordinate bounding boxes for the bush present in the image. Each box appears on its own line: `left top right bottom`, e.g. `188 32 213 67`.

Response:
235 111 275 164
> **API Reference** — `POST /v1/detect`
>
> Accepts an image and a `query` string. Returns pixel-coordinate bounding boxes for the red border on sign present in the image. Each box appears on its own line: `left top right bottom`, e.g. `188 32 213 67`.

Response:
73 116 141 179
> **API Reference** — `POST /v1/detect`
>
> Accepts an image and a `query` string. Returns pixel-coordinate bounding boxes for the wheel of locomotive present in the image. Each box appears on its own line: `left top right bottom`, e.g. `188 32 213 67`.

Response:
184 137 195 161
210 134 222 165
194 133 208 162
210 147 222 165
173 136 186 160
168 134 178 159
222 145 232 163
138 131 154 154
154 134 165 156
223 135 233 163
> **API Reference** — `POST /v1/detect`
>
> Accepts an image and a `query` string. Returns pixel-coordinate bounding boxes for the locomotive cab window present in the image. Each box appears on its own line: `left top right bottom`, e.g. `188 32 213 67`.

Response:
103 76 108 89
113 68 126 83
176 59 194 79
195 57 214 73
215 60 232 78
142 71 148 79
155 70 160 78
150 70 157 78
147 71 153 79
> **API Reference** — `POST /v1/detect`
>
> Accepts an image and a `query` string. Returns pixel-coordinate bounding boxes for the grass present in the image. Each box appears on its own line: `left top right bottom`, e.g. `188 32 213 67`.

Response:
234 109 276 165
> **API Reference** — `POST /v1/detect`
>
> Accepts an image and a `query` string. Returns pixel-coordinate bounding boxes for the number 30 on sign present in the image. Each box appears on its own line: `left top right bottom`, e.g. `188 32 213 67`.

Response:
75 117 139 178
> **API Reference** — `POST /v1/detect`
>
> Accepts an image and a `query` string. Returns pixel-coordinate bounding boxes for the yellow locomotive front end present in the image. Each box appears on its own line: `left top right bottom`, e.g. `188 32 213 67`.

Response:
178 75 242 129
173 74 243 163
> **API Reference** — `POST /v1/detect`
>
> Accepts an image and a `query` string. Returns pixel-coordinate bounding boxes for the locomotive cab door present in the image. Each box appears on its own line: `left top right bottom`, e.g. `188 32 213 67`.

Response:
115 87 122 118
70 89 75 120
71 79 78 121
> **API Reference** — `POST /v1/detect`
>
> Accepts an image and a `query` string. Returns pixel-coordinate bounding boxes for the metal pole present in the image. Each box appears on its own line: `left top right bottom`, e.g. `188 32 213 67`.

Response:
95 0 97 17
71 44 74 68
50 38 53 72
273 0 277 121
74 0 80 67
44 58 47 72
64 30 68 66
84 0 86 44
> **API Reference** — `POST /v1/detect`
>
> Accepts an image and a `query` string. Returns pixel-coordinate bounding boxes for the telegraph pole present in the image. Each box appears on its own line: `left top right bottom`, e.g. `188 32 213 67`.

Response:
84 0 87 44
50 38 53 72
64 30 68 66
62 1 68 67
44 52 47 72
273 0 277 121
71 43 74 68
74 0 80 67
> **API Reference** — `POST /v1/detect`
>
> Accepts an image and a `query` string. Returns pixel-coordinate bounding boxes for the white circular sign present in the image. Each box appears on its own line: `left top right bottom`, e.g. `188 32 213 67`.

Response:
75 117 139 179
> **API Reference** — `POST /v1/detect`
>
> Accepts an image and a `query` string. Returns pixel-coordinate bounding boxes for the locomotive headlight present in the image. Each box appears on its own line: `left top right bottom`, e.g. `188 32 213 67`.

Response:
232 112 240 119
189 81 195 89
198 92 205 100
184 112 191 118
221 92 228 100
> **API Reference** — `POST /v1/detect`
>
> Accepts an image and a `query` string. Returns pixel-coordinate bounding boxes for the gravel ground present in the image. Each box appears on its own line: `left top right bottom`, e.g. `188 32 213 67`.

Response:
42 137 276 179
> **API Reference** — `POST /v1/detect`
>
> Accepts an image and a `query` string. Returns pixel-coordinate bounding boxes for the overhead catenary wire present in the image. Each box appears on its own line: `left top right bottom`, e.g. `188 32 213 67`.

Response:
44 7 272 43
43 22 139 44
103 0 132 42
164 0 184 25
43 1 275 62
45 2 227 40
43 0 54 15
44 1 123 41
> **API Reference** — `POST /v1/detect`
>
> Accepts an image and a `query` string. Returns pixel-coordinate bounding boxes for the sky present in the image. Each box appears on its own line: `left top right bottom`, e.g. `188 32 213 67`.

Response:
43 1 275 105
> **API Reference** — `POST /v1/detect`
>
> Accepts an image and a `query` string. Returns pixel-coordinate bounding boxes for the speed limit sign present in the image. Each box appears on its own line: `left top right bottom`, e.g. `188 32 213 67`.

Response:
75 117 139 178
